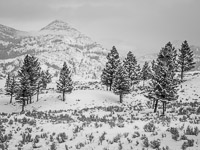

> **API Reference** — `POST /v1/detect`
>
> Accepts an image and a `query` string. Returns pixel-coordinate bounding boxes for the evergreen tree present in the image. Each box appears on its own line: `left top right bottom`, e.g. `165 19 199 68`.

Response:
28 55 41 103
40 69 52 90
101 68 110 91
17 59 32 112
141 61 151 87
101 46 120 91
112 64 131 103
16 55 41 105
123 51 138 85
5 74 17 103
57 62 73 101
149 42 178 115
135 64 141 84
178 40 195 81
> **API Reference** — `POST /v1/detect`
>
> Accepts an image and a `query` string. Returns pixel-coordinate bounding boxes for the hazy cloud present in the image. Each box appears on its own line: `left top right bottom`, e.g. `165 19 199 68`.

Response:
0 0 200 56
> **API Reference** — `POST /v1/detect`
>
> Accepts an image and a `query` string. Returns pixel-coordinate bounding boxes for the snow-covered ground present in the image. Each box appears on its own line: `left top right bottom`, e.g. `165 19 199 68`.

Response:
0 72 200 150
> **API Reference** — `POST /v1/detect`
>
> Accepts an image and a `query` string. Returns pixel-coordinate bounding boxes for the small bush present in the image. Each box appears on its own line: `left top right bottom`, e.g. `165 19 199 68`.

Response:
150 139 160 149
143 137 149 148
185 126 199 136
144 121 156 132
182 139 194 150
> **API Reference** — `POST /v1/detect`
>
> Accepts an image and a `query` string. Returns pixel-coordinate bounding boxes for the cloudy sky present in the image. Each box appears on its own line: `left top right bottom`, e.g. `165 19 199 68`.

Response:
0 0 199 56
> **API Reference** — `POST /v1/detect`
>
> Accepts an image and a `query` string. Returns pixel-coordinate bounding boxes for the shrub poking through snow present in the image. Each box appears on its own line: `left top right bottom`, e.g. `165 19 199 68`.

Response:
142 137 149 148
143 121 156 132
182 139 194 150
185 126 199 136
150 139 160 149
99 132 106 145
168 127 179 141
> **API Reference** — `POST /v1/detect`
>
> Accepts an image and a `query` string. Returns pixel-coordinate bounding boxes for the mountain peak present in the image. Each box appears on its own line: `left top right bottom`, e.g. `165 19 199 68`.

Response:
40 19 75 31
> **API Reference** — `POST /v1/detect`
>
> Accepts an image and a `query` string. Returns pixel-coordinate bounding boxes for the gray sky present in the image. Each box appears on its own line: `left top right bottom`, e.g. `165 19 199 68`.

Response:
0 0 200 56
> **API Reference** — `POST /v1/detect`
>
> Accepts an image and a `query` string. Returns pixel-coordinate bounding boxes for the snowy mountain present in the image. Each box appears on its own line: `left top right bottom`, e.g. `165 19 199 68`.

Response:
0 20 108 80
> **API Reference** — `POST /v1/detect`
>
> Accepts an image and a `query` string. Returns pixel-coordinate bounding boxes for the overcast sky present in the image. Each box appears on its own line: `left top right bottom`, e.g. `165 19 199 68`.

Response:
0 0 200 56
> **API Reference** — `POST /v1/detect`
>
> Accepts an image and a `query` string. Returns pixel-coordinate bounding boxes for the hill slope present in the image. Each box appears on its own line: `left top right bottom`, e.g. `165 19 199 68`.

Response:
0 20 108 80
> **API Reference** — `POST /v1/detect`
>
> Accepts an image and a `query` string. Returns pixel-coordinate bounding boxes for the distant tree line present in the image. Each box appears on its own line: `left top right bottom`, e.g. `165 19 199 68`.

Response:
101 40 195 115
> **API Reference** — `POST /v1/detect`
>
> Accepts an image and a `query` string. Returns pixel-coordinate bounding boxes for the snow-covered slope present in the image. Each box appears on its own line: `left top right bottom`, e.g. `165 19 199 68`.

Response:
0 72 200 150
0 20 108 79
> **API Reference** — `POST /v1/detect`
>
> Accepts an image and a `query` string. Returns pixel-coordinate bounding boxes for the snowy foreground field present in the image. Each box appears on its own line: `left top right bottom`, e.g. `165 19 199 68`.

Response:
1 73 200 150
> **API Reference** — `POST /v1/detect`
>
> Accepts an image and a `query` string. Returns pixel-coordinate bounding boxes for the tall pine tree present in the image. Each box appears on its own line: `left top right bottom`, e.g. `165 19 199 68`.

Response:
28 55 41 103
123 51 138 85
57 62 73 101
149 42 178 115
101 46 120 91
112 64 131 103
178 40 195 81
17 59 32 112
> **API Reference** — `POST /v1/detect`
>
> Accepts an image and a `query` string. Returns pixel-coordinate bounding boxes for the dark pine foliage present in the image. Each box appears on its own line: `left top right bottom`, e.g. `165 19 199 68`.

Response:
123 51 140 85
149 42 179 115
101 46 120 91
112 64 131 103
178 40 195 81
17 64 31 112
27 55 41 103
57 62 73 101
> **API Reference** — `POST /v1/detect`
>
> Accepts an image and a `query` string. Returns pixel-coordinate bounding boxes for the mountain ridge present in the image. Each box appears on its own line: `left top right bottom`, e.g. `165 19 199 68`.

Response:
0 20 108 80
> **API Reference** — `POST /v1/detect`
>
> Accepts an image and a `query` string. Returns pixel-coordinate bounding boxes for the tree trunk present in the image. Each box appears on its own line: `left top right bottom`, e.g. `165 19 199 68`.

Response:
152 99 155 109
119 94 123 103
164 101 167 112
27 99 29 105
63 91 65 101
181 66 184 82
162 101 165 115
37 89 39 102
29 96 32 104
154 99 158 113
109 84 112 91
143 80 145 88
10 94 13 103
22 98 25 112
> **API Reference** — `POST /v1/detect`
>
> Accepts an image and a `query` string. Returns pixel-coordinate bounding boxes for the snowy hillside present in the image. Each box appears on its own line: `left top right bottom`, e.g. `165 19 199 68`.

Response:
0 20 108 79
0 72 200 150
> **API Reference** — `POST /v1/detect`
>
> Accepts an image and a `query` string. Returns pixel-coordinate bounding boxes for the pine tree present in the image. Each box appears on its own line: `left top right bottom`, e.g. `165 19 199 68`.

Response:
28 55 41 103
112 64 131 103
101 68 110 91
57 62 73 101
141 61 151 87
17 60 32 112
101 46 120 91
123 51 138 85
178 40 195 81
149 42 178 115
135 64 141 84
5 74 17 103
